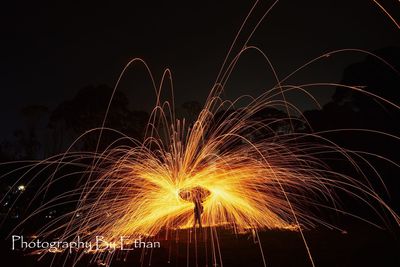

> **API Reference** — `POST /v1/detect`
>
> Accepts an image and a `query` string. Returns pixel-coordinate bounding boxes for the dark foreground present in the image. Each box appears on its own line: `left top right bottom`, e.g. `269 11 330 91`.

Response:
2 224 399 267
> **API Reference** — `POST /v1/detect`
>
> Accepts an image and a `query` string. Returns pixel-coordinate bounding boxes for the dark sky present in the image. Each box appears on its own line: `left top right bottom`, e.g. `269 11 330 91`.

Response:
0 0 399 138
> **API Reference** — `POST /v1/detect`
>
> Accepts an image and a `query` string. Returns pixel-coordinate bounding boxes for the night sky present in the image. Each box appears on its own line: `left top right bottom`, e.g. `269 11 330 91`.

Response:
0 0 399 138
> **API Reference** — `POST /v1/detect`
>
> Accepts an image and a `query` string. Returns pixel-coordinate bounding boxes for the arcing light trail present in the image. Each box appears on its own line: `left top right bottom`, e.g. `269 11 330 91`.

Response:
6 75 400 266
2 1 400 267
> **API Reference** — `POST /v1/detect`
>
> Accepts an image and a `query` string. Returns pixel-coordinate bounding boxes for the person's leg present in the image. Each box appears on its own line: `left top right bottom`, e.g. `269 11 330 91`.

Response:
196 209 202 230
193 209 197 228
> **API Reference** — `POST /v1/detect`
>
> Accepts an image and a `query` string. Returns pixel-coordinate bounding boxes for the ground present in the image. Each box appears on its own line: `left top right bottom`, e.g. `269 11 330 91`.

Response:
2 223 399 267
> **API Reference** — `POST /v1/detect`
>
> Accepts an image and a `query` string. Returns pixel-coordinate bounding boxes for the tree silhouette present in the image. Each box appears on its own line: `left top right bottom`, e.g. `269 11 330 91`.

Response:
9 105 49 159
48 84 148 152
304 47 400 214
305 46 400 134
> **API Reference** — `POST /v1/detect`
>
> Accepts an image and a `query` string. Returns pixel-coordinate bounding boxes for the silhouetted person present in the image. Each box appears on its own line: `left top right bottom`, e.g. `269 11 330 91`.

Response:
193 197 204 229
